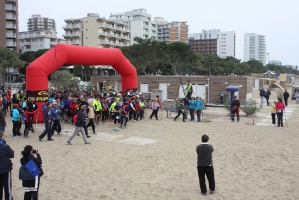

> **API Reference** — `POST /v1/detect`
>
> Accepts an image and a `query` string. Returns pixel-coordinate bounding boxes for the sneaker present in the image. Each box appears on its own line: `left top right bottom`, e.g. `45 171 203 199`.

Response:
201 192 207 195
57 133 61 136
113 127 119 131
16 136 19 138
85 142 91 145
13 136 16 138
133 120 137 122
66 141 72 145
77 133 80 136
86 135 91 138
48 139 54 141
93 132 97 135
210 190 216 194
39 137 42 141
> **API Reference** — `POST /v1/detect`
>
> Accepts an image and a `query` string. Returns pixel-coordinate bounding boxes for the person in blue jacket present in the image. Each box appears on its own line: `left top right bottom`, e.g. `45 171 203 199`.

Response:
189 97 197 122
195 97 203 122
0 131 14 200
50 102 61 137
11 104 20 138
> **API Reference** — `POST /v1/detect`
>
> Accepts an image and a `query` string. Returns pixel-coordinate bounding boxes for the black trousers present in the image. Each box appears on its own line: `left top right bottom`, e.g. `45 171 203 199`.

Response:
271 113 276 125
86 118 95 133
284 98 288 106
189 109 195 121
277 112 283 127
24 191 38 200
231 110 239 121
196 110 201 122
51 120 61 135
140 109 144 119
39 121 52 140
187 92 192 100
0 171 13 200
12 121 19 136
266 97 270 106
121 115 128 127
174 110 186 121
150 110 158 119
197 165 215 193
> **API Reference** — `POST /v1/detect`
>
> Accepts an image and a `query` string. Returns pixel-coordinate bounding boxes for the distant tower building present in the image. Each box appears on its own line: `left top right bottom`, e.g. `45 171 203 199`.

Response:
109 8 157 44
27 14 56 31
243 33 266 65
153 17 188 44
189 29 235 58
0 0 19 52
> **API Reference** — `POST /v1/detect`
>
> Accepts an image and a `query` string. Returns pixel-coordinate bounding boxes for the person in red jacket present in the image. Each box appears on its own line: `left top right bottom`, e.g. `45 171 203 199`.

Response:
69 98 80 124
275 98 285 127
134 99 141 121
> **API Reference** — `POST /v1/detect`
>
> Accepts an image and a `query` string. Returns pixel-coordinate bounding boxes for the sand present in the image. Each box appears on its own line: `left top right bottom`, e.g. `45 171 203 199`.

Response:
4 88 299 200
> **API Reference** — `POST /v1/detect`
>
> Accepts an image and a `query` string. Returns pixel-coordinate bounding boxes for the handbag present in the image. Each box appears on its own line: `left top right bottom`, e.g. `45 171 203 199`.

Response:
19 165 34 180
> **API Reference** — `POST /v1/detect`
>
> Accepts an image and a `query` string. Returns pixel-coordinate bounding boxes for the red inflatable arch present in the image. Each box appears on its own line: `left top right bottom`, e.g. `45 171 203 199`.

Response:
26 44 137 122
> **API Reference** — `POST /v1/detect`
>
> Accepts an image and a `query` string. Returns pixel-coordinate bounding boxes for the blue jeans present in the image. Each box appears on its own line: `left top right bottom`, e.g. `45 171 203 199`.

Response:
0 124 5 132
260 96 264 106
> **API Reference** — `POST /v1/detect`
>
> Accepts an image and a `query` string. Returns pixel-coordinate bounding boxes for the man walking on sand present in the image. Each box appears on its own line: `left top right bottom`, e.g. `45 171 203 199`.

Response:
196 134 215 195
66 105 90 145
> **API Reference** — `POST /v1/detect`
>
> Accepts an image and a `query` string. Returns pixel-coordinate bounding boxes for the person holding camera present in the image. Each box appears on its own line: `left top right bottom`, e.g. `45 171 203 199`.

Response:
20 145 42 200
0 131 14 200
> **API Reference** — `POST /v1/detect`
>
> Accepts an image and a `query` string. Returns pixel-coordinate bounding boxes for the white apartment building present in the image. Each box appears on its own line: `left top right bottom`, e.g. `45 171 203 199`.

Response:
109 8 157 44
244 33 266 65
269 60 282 66
189 29 236 58
63 13 130 48
19 29 65 52
153 17 188 44
27 14 56 31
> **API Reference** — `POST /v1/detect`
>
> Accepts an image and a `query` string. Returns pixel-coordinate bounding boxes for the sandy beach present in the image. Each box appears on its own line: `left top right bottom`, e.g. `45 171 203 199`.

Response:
5 88 299 200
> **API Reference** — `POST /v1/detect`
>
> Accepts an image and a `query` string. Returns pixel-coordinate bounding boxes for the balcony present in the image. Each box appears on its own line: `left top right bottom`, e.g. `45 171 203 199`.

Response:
6 0 16 2
6 33 16 38
62 24 81 29
5 5 16 11
5 14 16 20
6 42 16 47
66 41 80 45
6 24 16 29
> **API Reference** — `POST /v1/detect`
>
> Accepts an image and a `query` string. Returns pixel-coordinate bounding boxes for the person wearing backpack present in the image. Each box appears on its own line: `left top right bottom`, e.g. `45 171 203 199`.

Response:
20 145 42 200
66 106 90 145
38 102 54 142
0 131 14 200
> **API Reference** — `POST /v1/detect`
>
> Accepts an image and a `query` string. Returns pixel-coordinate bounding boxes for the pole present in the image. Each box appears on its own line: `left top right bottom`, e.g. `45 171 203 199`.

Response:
207 78 210 104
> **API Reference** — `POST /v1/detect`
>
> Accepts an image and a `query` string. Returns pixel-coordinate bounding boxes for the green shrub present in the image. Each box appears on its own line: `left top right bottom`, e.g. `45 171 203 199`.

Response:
240 98 261 116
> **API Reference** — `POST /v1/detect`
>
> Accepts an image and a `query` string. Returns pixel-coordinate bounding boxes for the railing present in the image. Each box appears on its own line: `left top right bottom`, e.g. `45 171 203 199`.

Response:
6 33 16 38
6 42 16 47
5 5 16 11
5 14 16 20
6 24 16 29
62 24 81 29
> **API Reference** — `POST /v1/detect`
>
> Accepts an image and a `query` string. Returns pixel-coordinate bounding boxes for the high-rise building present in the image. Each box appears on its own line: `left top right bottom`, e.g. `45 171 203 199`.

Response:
109 8 157 44
153 17 188 44
269 60 282 66
27 14 56 31
19 29 65 52
63 13 130 48
189 29 236 58
0 0 19 52
243 33 266 65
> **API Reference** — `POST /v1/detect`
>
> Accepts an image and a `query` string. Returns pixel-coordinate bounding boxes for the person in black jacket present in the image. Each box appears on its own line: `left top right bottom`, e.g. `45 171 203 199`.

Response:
20 145 42 200
0 131 14 200
174 99 186 122
66 106 90 145
38 102 54 141
283 90 289 106
26 98 38 132
231 96 240 122
196 134 215 195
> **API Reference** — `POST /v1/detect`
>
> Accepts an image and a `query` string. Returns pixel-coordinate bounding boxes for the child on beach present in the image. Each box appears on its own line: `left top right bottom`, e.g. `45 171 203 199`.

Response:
270 100 277 126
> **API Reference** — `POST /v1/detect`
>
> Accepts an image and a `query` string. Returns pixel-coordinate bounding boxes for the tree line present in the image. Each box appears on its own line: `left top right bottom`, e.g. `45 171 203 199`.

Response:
0 39 297 82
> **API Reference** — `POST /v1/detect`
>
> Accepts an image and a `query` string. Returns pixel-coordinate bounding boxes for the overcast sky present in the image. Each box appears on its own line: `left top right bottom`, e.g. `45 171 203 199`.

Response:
18 0 299 66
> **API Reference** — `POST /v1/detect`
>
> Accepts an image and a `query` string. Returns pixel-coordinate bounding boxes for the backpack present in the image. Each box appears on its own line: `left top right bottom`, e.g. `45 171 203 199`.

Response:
73 114 79 123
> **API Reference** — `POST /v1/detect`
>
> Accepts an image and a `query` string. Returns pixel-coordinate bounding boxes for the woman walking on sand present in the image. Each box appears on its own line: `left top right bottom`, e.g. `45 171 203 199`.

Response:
275 98 285 127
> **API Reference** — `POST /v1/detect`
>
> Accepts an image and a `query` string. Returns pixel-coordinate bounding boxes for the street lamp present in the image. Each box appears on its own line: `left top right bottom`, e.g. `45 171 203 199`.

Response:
81 66 84 81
